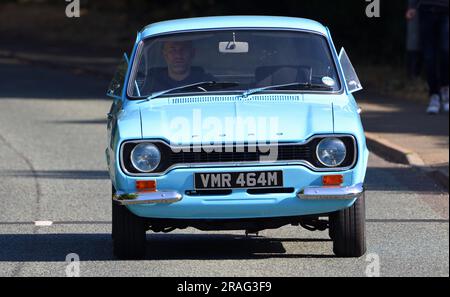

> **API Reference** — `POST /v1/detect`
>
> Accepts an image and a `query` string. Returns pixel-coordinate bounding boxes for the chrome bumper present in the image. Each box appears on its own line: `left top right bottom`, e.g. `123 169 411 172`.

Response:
297 183 364 200
113 190 183 205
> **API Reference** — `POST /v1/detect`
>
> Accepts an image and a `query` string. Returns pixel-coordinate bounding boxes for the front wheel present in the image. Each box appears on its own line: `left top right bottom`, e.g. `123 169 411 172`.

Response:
112 199 147 260
329 193 366 257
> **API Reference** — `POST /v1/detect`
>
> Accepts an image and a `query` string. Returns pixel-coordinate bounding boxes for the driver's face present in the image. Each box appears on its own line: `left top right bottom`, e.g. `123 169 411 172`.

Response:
162 41 195 76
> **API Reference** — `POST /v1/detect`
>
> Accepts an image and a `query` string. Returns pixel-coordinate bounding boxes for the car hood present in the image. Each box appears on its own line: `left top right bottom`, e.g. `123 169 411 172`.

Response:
138 95 334 144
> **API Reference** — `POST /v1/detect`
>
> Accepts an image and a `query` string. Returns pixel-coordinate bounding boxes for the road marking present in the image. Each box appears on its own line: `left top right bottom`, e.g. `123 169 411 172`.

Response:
0 221 111 225
0 219 448 227
34 221 53 227
366 219 449 223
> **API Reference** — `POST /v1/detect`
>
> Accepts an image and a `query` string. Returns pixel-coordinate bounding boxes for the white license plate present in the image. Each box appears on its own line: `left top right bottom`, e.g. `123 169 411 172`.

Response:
194 171 283 190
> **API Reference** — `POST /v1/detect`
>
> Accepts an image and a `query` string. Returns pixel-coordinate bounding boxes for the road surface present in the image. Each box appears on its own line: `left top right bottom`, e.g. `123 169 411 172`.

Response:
0 57 448 277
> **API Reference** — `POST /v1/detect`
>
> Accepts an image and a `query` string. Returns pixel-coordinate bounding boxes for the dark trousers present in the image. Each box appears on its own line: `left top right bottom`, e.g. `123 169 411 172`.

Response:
419 6 449 95
406 51 423 78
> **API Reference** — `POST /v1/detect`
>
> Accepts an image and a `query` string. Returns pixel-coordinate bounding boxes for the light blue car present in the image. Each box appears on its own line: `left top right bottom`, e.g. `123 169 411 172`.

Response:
106 16 368 259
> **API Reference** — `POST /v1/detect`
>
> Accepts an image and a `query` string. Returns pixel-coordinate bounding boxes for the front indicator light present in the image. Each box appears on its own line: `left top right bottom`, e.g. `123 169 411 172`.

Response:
136 180 157 192
322 175 344 186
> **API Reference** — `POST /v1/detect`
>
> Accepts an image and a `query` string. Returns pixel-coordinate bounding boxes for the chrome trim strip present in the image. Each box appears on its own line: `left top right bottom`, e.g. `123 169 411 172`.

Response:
113 190 183 205
119 134 358 177
297 183 364 200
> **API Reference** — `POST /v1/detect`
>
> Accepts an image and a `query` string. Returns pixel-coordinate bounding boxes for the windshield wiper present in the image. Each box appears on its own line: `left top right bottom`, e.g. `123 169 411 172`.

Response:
241 82 334 98
143 81 240 101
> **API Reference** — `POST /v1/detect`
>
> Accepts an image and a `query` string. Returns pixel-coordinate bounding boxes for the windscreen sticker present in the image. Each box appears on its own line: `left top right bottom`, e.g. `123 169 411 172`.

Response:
322 76 336 87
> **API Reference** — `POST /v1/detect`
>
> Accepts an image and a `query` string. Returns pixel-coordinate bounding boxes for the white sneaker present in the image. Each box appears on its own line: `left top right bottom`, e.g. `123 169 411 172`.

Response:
426 94 441 114
441 86 449 113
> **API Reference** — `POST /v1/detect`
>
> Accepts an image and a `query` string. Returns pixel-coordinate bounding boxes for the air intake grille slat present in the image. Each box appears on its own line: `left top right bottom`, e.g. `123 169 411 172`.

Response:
168 145 313 164
169 95 302 105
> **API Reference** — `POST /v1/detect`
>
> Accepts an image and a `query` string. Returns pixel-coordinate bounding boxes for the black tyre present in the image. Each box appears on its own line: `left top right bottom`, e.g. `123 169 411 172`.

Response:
330 193 366 257
112 185 116 240
112 198 147 260
328 216 336 240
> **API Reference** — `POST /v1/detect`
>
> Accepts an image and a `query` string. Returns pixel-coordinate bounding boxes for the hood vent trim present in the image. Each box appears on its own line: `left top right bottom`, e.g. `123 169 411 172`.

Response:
169 95 302 105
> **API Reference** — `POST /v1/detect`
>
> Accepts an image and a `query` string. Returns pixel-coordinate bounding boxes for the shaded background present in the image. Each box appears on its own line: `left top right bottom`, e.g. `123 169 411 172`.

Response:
0 0 427 99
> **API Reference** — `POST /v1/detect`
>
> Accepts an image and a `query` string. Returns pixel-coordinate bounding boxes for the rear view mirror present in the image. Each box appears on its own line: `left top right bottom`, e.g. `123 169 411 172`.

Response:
219 41 249 54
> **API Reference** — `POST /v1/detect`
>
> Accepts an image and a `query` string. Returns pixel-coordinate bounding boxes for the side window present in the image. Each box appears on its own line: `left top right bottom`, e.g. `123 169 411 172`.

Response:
107 55 128 98
339 48 363 93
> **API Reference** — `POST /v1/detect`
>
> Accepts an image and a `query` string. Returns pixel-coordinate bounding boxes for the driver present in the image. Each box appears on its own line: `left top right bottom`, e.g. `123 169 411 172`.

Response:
149 40 214 92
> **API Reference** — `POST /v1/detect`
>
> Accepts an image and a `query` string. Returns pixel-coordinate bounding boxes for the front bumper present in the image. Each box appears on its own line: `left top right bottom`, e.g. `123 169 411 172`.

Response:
112 163 367 219
113 190 182 205
297 183 364 200
113 183 364 206
112 183 364 220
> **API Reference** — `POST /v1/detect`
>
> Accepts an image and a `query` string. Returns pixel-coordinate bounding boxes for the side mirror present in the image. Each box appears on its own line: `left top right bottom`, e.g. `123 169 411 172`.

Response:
338 48 363 93
107 83 121 96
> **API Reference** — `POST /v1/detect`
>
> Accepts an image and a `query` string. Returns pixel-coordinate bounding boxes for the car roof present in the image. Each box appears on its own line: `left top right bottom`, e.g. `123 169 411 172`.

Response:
139 16 329 39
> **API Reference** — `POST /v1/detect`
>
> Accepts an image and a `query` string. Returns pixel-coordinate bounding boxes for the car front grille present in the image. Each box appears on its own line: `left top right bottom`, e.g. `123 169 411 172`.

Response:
120 136 357 175
168 144 313 164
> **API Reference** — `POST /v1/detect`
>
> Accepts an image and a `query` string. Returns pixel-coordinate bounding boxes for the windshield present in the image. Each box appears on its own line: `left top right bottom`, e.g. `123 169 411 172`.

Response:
127 30 341 99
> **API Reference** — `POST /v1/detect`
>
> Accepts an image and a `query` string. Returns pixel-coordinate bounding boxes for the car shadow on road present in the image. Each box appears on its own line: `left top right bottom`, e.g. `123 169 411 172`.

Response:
47 119 107 125
0 233 335 262
0 170 109 180
365 166 446 193
0 60 110 100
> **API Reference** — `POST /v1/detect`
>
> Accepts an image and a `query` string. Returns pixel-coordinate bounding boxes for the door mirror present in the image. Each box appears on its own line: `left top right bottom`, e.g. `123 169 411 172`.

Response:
107 53 129 99
339 48 363 93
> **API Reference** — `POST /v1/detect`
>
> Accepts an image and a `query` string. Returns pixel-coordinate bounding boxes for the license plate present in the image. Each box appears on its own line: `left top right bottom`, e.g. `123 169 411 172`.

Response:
194 171 283 190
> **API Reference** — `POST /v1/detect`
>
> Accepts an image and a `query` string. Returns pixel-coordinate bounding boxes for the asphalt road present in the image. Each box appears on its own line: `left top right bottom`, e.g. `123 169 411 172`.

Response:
0 57 448 277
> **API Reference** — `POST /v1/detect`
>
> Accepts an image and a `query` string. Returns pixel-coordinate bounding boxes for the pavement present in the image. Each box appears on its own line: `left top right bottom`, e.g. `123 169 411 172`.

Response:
0 49 448 277
357 92 449 190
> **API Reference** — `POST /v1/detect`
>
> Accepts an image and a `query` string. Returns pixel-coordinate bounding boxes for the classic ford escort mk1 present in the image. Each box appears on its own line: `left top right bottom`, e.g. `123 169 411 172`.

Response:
106 16 368 259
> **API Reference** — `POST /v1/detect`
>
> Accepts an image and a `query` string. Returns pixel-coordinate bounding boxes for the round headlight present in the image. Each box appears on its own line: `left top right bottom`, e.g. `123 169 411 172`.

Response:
130 143 161 172
316 138 347 167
